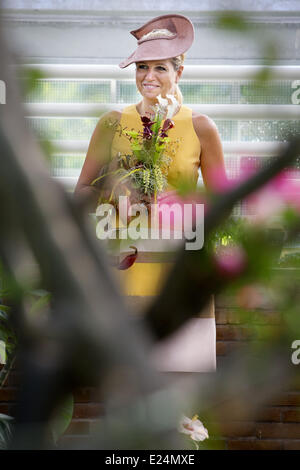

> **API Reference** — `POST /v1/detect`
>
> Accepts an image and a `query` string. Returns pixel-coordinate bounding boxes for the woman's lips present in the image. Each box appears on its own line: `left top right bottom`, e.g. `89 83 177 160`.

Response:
143 84 159 89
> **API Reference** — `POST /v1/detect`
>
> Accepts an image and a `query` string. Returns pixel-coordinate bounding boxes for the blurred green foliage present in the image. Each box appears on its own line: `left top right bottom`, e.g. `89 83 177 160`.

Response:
0 414 14 450
0 266 74 447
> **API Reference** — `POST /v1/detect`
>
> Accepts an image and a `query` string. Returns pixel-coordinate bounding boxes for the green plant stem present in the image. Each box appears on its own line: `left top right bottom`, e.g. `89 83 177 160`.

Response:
151 112 163 165
108 168 144 202
91 168 123 186
193 440 199 450
0 354 16 388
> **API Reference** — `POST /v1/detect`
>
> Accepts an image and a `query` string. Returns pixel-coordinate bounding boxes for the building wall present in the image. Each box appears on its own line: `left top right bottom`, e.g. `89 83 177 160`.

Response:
1 1 300 64
1 295 300 450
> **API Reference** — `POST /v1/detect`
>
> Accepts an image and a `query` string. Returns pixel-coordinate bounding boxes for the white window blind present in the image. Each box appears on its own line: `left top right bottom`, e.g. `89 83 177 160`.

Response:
20 64 300 225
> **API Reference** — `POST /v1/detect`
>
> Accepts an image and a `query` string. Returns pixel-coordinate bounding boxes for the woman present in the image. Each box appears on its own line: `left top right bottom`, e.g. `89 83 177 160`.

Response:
74 14 227 372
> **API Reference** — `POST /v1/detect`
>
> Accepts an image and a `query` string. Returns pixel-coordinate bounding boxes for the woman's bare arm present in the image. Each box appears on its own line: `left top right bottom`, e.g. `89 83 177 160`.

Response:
73 110 121 206
192 113 227 192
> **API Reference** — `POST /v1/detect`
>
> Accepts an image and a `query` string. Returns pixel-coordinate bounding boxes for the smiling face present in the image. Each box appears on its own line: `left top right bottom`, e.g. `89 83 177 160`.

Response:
135 59 183 103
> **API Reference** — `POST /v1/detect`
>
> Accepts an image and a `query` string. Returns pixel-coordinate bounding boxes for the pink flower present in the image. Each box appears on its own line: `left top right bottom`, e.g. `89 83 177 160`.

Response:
178 415 209 442
204 167 236 193
207 159 300 222
214 244 247 278
267 170 300 212
244 169 300 222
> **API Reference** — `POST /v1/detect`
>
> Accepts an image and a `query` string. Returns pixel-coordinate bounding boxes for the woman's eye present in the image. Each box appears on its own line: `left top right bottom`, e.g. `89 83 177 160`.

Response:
136 64 166 71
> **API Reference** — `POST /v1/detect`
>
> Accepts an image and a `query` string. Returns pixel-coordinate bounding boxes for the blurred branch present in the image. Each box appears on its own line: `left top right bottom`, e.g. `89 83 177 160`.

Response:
145 138 300 339
0 15 175 449
178 339 295 430
0 8 299 451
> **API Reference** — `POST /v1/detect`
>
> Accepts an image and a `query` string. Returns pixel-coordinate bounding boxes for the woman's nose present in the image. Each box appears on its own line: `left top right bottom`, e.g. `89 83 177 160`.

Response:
145 68 156 80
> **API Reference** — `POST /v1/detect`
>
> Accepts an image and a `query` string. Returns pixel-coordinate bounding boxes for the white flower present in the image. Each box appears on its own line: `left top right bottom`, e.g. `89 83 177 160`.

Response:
150 94 168 119
178 415 209 442
166 94 179 119
156 94 169 109
151 94 179 120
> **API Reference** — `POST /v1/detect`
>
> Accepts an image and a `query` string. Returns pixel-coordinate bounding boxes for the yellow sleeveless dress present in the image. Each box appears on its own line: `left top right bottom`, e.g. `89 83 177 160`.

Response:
110 104 216 372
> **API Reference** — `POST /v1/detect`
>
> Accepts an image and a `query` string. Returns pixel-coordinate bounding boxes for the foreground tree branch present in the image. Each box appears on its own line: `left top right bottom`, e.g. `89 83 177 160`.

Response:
144 138 300 339
0 15 176 449
0 9 299 450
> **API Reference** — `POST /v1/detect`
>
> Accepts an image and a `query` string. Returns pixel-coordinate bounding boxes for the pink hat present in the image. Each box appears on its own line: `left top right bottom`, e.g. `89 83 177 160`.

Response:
119 14 194 69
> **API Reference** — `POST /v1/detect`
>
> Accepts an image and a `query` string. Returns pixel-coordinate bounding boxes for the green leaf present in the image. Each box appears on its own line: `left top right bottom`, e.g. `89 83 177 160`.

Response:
28 289 51 297
216 11 251 32
20 67 46 97
0 310 9 322
28 292 51 318
131 144 142 152
155 143 165 152
0 341 6 364
49 394 74 445
0 414 14 450
0 331 8 342
0 305 11 314
125 130 139 138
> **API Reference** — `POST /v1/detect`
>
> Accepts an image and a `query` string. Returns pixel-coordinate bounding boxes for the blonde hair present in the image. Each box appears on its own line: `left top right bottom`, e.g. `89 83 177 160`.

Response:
170 54 185 105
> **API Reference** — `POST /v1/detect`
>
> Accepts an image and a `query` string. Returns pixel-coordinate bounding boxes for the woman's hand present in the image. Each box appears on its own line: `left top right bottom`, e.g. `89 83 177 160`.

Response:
127 188 152 209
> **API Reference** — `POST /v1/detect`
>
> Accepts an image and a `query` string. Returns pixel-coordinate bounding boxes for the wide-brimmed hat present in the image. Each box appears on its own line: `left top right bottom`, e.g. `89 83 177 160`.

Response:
119 14 194 69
